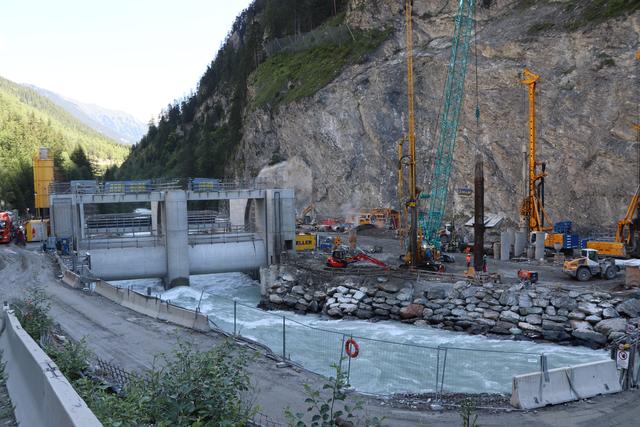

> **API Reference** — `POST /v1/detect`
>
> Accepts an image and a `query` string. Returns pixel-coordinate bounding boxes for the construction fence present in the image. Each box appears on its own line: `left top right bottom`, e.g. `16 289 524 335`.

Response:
154 293 552 398
222 298 545 396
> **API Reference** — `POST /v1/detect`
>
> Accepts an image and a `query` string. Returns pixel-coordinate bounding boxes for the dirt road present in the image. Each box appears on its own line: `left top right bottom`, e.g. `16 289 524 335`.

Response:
1 244 639 426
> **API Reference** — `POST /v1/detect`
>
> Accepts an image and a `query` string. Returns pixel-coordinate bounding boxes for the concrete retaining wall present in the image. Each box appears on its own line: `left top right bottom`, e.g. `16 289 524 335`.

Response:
89 246 167 281
0 310 101 426
94 280 210 331
189 241 266 274
511 359 621 409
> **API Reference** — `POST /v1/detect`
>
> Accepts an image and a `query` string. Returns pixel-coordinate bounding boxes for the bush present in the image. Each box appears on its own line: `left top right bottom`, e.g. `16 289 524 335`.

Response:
12 287 52 342
46 338 91 382
285 362 384 427
77 340 256 427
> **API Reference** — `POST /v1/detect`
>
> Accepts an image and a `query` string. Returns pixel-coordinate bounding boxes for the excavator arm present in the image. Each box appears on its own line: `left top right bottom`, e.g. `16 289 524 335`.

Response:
616 185 640 248
352 253 389 269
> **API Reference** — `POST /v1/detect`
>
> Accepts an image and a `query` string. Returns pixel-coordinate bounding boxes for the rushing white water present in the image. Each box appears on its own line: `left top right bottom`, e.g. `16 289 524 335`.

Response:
112 273 609 395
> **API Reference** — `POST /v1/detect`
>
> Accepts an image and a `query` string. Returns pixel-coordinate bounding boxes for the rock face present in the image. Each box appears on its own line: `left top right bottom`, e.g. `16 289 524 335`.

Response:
236 0 639 228
260 264 640 349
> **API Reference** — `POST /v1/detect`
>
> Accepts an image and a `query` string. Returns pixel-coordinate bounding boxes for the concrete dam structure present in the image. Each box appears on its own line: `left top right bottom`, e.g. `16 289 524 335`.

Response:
49 180 295 287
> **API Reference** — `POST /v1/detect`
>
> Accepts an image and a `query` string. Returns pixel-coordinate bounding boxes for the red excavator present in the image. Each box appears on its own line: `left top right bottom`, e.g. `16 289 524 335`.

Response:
326 249 389 269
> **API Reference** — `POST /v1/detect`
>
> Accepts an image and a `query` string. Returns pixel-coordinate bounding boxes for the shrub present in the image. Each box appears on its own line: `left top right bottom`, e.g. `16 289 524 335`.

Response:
12 287 52 341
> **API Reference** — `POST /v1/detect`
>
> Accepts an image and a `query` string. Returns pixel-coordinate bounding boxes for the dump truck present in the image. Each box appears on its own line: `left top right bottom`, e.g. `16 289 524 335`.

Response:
563 248 618 281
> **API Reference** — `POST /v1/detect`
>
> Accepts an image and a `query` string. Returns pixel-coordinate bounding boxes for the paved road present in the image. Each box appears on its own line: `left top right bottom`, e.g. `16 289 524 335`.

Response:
1 244 640 426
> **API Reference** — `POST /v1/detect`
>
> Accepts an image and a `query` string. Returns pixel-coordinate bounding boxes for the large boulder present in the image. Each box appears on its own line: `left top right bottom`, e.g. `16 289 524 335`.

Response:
499 310 520 323
525 314 542 325
616 298 640 318
570 320 592 330
356 309 373 319
426 287 447 300
543 329 571 341
491 321 517 335
377 282 401 293
327 307 342 317
400 303 425 319
461 286 482 299
542 320 566 331
483 309 500 320
602 307 619 319
499 291 518 306
551 296 578 311
269 294 283 304
518 294 533 308
594 318 627 336
577 302 602 316
572 329 608 346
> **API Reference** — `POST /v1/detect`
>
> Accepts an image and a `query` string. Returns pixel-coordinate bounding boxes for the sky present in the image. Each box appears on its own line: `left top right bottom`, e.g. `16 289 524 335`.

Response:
0 0 253 121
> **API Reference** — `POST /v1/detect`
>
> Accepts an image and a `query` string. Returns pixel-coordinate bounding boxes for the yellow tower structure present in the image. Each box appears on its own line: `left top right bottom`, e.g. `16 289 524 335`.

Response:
33 147 54 211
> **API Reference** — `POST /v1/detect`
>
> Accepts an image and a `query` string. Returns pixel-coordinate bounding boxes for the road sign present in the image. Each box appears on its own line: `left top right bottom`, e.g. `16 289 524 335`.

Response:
617 350 630 369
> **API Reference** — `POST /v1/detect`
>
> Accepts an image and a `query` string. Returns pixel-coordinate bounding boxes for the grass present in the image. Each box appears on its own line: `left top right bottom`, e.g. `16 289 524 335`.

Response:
566 0 640 30
527 21 555 34
250 28 392 108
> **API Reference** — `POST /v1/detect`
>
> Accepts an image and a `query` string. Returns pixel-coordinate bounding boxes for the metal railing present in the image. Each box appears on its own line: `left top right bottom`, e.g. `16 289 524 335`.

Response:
264 25 352 58
187 225 259 245
85 213 152 232
50 178 273 195
79 236 162 250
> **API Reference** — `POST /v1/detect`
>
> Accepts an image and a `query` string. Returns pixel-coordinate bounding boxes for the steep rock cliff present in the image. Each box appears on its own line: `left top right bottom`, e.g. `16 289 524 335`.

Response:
237 0 640 231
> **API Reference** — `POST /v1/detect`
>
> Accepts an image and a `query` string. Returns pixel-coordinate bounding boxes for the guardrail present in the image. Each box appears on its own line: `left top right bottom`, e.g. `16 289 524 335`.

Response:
0 309 101 426
50 178 273 195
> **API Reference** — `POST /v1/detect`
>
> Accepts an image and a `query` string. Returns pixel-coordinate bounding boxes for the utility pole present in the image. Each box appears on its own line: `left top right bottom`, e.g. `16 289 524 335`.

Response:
473 153 484 271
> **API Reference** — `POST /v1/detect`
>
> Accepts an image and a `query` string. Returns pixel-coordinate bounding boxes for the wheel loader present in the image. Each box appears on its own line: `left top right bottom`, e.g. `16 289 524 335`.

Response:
563 249 618 281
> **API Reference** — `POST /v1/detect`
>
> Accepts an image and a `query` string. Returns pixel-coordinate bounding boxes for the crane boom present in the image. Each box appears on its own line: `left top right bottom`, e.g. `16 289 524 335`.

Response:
405 0 418 265
421 0 477 247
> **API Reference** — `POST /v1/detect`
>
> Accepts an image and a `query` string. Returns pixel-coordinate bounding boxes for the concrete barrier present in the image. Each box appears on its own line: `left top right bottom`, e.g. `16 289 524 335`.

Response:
94 280 209 332
510 360 621 409
62 270 82 289
0 310 101 426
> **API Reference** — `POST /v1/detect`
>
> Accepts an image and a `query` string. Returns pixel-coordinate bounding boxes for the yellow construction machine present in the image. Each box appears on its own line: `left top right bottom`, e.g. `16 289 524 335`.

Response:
296 203 316 226
586 185 640 258
520 69 552 234
584 51 640 258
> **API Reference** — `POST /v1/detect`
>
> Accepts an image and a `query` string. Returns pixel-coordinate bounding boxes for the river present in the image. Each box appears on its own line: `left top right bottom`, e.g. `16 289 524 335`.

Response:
112 272 609 395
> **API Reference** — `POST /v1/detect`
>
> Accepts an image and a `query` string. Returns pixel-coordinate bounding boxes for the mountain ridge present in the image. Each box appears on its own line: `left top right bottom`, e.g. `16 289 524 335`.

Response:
27 85 147 145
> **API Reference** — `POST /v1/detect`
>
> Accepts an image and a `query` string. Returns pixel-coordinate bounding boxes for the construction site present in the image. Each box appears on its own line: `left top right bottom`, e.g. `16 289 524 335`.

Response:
2 1 640 426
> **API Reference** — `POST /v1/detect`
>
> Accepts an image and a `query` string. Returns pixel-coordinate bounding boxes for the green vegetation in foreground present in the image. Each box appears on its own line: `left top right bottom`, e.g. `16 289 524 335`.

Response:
0 76 129 210
13 288 256 426
565 0 640 29
250 28 392 108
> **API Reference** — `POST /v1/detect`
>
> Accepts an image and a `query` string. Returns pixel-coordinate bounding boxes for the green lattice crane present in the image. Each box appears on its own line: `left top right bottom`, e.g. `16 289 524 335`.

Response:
420 0 477 248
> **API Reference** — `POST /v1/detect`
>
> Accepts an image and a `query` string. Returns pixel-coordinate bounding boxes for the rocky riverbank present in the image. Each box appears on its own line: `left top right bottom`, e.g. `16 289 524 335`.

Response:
259 265 640 348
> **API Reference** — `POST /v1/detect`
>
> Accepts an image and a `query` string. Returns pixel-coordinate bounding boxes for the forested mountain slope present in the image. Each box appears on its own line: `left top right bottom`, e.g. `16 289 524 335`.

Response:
0 76 129 210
